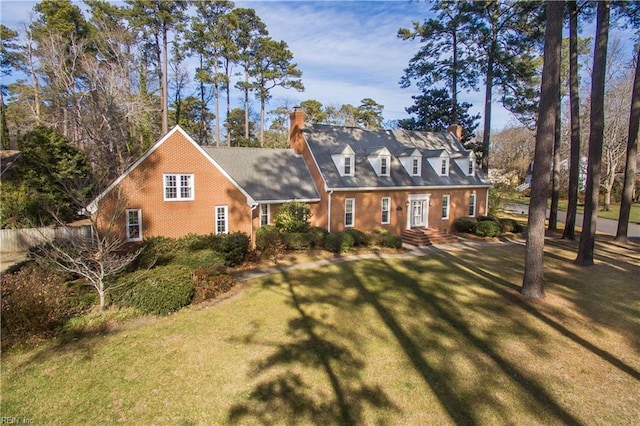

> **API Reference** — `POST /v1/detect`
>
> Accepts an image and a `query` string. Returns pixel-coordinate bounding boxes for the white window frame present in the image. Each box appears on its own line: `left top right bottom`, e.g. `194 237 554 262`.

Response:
260 204 270 227
381 197 391 225
380 155 390 177
442 195 450 220
215 205 228 234
126 209 142 242
440 158 450 176
343 155 355 176
345 198 355 227
468 157 475 175
411 157 421 176
163 173 194 201
469 193 477 217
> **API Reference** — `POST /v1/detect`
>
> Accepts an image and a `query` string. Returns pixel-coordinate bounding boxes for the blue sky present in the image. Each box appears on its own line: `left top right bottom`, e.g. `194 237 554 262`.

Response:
1 1 636 132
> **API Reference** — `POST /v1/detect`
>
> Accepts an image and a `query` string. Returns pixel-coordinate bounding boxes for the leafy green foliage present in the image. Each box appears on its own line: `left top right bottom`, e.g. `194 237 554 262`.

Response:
0 127 93 228
111 265 194 315
453 217 477 233
274 201 312 233
344 228 369 247
474 220 501 238
255 225 285 261
324 231 355 254
499 218 523 234
282 232 314 251
381 234 403 249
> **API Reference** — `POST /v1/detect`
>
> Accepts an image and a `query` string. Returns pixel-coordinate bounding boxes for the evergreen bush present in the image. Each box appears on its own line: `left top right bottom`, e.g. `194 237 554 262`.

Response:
474 220 501 237
381 234 403 249
344 228 369 246
453 217 477 233
324 231 354 254
274 201 312 233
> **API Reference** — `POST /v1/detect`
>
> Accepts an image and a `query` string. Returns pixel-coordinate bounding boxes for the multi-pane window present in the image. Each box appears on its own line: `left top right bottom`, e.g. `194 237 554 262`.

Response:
380 156 390 176
126 209 142 241
344 155 354 176
381 197 390 224
164 174 194 201
469 193 477 217
411 157 420 176
440 159 449 176
345 198 355 227
468 158 475 175
442 195 450 219
215 205 228 234
260 204 270 227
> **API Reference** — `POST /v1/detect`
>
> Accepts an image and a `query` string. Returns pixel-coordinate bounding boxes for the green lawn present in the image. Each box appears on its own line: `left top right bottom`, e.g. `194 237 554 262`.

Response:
2 240 639 424
506 194 640 224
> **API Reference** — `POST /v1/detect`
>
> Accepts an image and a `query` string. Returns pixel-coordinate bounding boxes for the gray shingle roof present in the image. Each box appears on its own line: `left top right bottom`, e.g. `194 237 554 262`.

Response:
202 147 320 203
302 125 491 189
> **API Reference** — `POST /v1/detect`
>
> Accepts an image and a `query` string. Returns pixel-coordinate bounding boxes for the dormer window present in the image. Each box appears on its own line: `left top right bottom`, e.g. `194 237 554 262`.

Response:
380 156 390 176
412 157 420 175
344 155 354 176
440 158 449 176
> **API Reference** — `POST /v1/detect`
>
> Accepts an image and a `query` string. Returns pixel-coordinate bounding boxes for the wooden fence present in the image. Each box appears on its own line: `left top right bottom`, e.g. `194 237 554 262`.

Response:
0 226 92 252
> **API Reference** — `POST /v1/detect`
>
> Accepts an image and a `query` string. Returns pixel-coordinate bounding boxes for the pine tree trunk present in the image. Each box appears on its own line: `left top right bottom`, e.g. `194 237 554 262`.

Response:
481 45 494 174
161 27 169 135
576 1 610 266
615 46 640 242
563 0 581 240
549 87 561 231
522 0 563 299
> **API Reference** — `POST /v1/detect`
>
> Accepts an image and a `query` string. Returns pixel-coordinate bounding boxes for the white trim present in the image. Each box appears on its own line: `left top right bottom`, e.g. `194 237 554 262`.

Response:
126 209 142 242
215 205 229 234
442 194 450 220
163 173 194 201
469 193 477 217
259 204 270 227
381 197 391 224
344 198 355 228
327 184 491 192
253 197 321 204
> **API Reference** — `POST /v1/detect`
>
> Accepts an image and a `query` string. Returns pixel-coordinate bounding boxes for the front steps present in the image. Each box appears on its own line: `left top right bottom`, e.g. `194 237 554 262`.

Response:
400 228 461 247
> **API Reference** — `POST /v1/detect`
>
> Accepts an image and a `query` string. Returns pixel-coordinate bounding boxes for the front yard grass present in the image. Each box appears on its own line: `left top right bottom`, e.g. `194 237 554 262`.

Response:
2 239 639 424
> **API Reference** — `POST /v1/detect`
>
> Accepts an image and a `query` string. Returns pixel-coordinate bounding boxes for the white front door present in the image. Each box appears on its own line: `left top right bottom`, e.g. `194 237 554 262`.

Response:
407 194 430 229
411 200 425 227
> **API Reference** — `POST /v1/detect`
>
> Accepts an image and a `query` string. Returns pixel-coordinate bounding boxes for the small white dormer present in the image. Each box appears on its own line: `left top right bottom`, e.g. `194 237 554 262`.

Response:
454 151 476 176
426 150 450 177
331 145 356 177
398 148 422 177
367 147 392 177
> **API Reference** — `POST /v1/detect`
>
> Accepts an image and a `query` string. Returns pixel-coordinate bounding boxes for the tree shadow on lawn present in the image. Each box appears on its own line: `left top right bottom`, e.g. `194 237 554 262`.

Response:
227 270 398 425
341 256 583 426
435 243 640 382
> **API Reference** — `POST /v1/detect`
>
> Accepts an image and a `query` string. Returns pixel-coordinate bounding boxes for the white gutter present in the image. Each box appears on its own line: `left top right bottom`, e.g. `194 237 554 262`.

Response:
327 190 334 232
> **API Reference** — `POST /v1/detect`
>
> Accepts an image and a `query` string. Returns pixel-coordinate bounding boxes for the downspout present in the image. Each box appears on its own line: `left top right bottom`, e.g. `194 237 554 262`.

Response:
327 190 333 232
250 204 258 249
485 189 490 216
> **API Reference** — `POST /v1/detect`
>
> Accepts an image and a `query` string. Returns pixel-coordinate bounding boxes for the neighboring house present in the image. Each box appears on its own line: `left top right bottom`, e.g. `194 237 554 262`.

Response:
91 109 490 246
89 126 320 243
289 108 491 238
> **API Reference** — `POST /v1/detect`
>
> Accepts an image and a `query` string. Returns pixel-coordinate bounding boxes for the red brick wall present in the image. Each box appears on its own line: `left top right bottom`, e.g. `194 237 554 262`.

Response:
97 130 252 240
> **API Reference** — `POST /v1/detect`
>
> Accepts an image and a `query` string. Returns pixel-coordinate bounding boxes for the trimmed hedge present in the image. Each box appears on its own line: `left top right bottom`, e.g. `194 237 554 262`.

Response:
344 228 369 247
453 217 477 233
111 265 194 315
256 225 285 260
381 234 403 249
324 231 355 254
282 232 314 250
499 218 523 233
474 220 501 237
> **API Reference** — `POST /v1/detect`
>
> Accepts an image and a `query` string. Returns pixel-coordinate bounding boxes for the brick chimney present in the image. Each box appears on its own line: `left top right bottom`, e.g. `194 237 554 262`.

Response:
447 124 463 141
289 106 305 154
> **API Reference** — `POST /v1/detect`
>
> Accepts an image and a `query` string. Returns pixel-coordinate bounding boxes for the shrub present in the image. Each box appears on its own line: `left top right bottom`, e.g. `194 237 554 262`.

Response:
256 225 285 261
474 220 501 237
282 232 314 250
367 228 389 247
191 267 236 304
344 228 369 247
477 214 500 223
172 249 226 270
324 231 354 254
308 227 328 248
274 201 312 233
499 218 523 233
453 217 477 233
136 236 182 268
111 265 194 315
381 234 403 249
215 232 250 266
1 263 79 344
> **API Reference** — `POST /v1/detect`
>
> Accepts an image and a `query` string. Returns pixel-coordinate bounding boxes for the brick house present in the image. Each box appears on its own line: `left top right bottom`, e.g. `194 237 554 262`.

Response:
92 109 490 246
89 126 320 243
288 108 491 243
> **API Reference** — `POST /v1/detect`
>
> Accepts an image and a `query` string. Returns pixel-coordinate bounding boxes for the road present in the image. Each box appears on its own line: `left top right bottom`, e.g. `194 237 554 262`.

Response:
503 203 640 237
